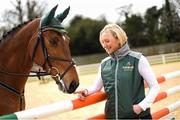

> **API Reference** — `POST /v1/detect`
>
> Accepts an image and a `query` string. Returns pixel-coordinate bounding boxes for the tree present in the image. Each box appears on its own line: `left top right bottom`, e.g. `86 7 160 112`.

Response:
26 0 45 20
160 0 180 42
0 0 46 32
116 4 133 22
122 14 148 47
120 0 180 48
144 6 166 44
67 16 107 56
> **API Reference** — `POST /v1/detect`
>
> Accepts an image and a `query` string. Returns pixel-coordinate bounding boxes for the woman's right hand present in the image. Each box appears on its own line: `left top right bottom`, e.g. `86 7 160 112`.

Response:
74 89 88 100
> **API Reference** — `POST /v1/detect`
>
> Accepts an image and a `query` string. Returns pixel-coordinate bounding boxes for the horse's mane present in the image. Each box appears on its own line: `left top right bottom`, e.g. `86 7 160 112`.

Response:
0 19 35 42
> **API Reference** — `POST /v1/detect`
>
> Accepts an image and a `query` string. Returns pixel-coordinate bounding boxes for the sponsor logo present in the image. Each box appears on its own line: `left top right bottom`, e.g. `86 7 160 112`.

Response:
122 62 134 71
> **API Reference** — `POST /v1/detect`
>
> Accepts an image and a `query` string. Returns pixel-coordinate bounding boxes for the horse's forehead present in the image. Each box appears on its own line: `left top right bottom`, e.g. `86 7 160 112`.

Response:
44 29 69 42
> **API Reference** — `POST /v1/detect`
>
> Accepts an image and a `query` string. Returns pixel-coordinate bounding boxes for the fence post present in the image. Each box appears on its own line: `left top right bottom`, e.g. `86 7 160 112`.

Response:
162 55 166 64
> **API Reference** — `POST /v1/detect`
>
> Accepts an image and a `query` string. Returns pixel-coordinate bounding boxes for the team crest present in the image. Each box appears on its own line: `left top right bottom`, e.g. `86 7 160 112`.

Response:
122 62 134 71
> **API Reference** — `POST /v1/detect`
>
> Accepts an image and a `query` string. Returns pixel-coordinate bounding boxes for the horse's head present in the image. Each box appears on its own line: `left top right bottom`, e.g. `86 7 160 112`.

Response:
28 5 79 93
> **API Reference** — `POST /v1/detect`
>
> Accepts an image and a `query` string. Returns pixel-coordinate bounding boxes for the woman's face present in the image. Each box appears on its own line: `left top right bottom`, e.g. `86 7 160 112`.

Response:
100 31 120 54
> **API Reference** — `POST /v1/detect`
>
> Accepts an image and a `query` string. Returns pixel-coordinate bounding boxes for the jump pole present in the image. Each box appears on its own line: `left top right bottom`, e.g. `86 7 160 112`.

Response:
0 91 107 119
88 101 180 120
88 85 180 120
0 71 179 119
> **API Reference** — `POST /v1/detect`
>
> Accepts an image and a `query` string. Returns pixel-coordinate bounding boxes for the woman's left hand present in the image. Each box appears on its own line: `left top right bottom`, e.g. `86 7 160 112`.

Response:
133 104 143 115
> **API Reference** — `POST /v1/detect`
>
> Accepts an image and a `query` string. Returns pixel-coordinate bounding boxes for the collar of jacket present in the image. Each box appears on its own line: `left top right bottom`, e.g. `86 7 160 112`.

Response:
110 42 130 60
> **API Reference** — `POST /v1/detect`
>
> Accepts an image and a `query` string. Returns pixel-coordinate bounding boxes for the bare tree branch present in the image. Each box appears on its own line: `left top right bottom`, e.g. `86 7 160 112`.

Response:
0 0 47 32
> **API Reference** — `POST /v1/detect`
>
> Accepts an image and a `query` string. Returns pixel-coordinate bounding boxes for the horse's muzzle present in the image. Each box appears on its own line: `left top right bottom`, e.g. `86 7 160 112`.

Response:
68 80 79 93
56 79 79 93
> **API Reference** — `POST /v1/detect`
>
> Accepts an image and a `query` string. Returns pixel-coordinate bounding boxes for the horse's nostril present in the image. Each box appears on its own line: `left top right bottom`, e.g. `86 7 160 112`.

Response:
68 81 79 93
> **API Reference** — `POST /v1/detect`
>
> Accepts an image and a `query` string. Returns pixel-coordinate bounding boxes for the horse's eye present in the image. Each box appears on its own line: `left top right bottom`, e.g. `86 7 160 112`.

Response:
49 39 58 47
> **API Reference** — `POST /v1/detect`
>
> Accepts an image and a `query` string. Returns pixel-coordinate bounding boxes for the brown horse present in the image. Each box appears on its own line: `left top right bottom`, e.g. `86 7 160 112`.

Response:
0 5 79 115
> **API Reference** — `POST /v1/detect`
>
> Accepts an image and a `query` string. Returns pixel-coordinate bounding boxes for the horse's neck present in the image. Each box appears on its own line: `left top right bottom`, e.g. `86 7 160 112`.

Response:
0 19 40 91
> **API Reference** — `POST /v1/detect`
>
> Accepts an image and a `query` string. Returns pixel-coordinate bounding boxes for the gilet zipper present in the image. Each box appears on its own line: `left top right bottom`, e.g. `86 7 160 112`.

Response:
115 60 119 119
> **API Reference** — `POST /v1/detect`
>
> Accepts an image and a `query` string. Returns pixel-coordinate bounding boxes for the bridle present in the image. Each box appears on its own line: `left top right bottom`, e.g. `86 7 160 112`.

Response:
0 27 75 110
32 27 76 89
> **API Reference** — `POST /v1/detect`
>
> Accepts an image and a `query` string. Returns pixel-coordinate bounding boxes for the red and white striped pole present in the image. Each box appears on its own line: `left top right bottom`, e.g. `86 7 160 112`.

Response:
88 85 180 120
1 85 178 119
88 101 180 120
0 71 179 119
144 70 180 88
152 101 180 119
0 91 107 119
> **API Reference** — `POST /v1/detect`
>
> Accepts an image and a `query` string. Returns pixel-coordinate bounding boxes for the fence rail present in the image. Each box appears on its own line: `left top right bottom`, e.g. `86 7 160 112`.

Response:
77 52 180 75
147 52 180 64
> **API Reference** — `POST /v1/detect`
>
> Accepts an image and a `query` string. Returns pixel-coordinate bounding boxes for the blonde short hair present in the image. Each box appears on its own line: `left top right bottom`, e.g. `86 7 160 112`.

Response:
100 24 128 47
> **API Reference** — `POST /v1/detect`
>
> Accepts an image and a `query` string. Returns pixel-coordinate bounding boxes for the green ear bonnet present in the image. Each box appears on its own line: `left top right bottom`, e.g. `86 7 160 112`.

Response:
40 4 70 34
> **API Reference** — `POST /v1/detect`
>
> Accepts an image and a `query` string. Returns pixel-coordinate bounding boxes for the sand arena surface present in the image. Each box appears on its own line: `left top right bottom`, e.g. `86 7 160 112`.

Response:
25 62 180 119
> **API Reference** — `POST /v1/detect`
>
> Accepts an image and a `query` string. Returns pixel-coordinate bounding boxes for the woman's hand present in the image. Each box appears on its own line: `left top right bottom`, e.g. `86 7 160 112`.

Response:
74 89 88 100
133 104 143 115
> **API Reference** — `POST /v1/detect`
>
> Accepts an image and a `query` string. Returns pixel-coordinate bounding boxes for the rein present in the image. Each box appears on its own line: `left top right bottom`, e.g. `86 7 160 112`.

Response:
0 68 49 77
0 81 24 111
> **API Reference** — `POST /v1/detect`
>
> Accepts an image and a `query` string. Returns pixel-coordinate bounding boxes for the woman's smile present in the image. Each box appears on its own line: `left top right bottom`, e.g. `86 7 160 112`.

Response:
100 31 120 54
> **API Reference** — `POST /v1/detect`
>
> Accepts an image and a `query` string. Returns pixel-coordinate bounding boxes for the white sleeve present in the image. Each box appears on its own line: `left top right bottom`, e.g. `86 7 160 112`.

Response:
87 65 103 95
138 55 160 111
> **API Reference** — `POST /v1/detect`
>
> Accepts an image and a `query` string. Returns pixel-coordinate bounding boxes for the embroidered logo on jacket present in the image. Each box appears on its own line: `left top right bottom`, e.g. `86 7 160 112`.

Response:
122 62 134 71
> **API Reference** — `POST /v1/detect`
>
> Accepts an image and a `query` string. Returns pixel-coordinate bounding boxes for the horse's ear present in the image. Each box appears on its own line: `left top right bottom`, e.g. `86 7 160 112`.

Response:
56 6 70 23
40 5 58 27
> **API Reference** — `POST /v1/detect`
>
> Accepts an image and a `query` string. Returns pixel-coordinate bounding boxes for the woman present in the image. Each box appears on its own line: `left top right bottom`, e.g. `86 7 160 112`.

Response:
76 23 160 119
